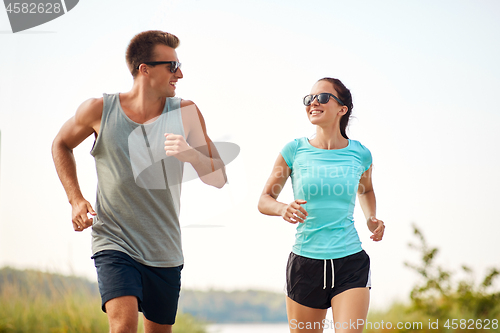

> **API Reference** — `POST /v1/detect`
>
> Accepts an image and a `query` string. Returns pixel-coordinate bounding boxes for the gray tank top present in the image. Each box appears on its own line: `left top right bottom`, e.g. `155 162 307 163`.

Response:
90 93 184 267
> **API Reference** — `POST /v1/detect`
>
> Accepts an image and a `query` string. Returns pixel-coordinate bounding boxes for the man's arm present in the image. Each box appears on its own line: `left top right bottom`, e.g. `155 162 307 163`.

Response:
52 98 103 231
164 100 227 188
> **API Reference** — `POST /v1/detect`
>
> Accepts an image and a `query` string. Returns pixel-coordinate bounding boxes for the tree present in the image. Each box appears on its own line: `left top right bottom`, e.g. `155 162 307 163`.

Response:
366 225 500 333
405 225 500 321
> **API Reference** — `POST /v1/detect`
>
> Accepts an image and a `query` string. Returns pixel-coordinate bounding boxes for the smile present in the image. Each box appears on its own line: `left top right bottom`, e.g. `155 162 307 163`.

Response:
310 110 323 115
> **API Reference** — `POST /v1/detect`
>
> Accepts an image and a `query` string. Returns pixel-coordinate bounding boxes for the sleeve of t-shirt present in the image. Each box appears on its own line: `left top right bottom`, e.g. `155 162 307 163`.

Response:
361 144 373 172
280 139 299 170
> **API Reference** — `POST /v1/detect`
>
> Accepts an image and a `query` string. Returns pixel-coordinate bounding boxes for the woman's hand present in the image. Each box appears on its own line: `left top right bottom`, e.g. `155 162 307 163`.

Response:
281 199 308 224
367 216 385 241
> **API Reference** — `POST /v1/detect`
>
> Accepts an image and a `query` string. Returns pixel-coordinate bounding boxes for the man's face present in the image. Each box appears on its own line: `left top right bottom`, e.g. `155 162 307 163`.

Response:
147 44 183 97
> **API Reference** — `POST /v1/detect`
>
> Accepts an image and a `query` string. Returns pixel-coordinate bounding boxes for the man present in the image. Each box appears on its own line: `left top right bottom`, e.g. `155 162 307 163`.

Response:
52 30 226 333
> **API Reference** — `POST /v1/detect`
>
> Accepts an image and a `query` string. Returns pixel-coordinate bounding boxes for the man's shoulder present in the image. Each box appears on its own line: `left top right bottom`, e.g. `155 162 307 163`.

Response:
80 97 104 110
178 99 201 118
179 99 196 109
75 97 104 124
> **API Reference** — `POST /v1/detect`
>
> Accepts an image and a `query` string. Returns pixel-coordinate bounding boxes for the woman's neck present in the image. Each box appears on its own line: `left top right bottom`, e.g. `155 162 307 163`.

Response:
310 126 348 150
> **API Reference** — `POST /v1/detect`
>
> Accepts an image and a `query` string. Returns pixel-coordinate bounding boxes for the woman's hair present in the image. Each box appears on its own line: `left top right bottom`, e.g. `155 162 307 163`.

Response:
318 77 353 139
126 30 180 78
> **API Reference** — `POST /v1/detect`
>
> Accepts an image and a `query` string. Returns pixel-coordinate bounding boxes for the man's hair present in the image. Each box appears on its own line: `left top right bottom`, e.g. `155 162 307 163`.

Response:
126 30 180 78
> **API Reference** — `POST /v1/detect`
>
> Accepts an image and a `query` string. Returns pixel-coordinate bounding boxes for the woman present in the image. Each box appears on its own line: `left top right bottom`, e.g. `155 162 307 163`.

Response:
258 78 385 333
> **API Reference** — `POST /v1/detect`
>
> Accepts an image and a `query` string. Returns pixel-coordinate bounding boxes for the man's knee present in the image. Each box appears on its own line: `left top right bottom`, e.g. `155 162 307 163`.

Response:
144 318 173 333
106 296 139 333
109 323 137 333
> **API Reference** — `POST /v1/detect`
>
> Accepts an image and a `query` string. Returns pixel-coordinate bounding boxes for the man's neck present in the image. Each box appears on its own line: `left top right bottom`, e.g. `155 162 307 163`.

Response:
119 84 167 124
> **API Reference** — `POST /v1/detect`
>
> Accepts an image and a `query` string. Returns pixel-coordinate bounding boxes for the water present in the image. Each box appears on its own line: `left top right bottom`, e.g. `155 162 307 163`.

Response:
207 322 337 332
207 309 338 332
207 323 290 333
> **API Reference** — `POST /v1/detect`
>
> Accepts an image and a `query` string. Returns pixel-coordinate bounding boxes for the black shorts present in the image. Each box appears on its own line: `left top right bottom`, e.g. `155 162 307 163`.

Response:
286 250 371 309
92 250 183 325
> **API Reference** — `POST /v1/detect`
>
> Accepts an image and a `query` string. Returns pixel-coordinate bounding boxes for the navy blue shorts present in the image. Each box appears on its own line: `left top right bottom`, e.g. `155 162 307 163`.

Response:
92 250 183 325
286 250 371 309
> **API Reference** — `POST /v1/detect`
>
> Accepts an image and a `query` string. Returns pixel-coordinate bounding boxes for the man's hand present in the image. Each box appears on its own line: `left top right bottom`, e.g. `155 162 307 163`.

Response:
164 133 198 163
71 199 96 232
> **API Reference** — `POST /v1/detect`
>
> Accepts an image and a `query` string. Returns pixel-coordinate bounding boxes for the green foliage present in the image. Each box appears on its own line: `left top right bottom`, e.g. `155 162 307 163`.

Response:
365 225 500 333
0 267 206 333
179 289 287 323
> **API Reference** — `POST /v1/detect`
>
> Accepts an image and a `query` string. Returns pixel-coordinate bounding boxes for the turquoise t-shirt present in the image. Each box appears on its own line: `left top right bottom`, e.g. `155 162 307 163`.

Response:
281 137 372 259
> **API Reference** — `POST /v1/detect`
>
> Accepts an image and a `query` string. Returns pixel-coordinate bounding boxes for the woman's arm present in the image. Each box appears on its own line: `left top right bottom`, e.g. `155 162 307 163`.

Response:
358 165 385 241
258 154 308 224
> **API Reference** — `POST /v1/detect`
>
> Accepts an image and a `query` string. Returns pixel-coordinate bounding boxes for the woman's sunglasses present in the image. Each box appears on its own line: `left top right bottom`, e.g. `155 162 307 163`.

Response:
303 93 344 106
136 61 182 73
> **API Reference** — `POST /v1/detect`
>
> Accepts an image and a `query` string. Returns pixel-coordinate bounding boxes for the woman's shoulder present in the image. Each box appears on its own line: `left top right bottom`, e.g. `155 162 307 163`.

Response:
280 138 308 169
349 139 372 169
349 139 371 153
282 137 308 149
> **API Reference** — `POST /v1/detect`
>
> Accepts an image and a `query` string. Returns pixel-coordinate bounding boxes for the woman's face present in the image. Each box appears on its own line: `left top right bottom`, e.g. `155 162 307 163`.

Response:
306 80 346 126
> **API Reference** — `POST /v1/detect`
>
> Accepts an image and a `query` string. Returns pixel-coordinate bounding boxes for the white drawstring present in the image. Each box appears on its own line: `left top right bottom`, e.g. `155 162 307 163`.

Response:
323 260 327 289
331 259 334 289
323 259 335 289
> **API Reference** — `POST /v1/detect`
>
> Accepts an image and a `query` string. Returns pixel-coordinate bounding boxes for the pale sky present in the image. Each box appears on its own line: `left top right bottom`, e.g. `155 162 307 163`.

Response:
1 0 499 310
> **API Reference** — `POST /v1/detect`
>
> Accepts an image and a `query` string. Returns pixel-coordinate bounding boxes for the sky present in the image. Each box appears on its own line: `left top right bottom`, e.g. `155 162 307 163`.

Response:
0 0 499 310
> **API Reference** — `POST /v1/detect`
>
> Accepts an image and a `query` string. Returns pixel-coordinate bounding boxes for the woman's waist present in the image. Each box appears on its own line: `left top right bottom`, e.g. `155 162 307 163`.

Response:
297 218 357 234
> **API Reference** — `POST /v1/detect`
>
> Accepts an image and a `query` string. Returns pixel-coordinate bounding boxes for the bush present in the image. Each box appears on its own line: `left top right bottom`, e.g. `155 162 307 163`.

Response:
365 225 500 332
0 267 206 333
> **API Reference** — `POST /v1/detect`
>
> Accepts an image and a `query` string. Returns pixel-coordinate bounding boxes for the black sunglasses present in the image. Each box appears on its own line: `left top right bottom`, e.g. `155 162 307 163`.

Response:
303 93 345 106
136 61 182 73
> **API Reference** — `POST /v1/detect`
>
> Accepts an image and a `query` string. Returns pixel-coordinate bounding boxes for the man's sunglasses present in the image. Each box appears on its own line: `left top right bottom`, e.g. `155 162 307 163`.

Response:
303 93 345 106
136 61 182 73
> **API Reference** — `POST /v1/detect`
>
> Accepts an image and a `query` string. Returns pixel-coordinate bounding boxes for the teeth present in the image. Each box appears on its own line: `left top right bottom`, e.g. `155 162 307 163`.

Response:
311 111 322 115
170 82 176 86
